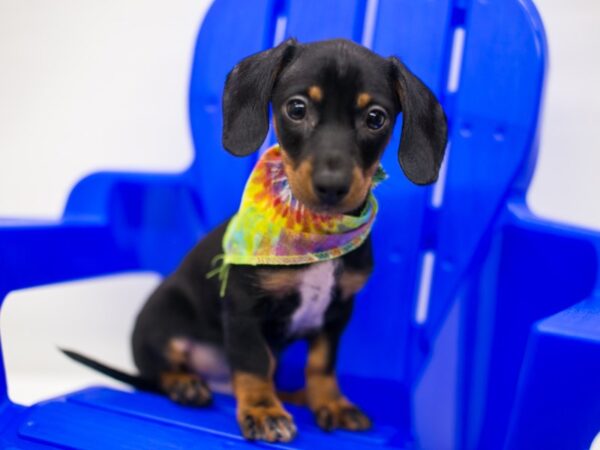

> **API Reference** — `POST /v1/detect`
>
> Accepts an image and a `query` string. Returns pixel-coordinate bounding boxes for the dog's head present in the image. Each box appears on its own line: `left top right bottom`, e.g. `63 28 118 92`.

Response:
222 38 447 214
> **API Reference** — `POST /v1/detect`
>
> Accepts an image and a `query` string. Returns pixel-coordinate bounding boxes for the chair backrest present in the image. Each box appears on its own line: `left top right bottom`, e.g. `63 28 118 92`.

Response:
186 0 546 385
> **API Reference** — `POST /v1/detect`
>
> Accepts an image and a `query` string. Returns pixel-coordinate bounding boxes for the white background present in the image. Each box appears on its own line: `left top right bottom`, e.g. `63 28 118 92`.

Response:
0 0 598 440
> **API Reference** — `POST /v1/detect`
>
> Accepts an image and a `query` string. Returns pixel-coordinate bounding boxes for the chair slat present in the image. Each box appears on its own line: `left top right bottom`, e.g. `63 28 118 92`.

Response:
337 0 454 382
285 0 366 43
187 0 278 229
428 0 546 337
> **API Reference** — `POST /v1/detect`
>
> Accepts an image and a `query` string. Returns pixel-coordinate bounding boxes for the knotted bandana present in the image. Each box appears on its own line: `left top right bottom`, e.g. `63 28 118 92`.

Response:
208 145 386 295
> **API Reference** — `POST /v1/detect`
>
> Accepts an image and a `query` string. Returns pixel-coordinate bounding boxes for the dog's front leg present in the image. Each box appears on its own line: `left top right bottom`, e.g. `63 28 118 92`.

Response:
224 313 297 442
306 328 372 431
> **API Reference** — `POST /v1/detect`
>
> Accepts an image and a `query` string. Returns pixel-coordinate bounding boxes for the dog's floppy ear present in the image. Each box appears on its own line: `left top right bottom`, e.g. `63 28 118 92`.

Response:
222 38 298 156
389 57 448 185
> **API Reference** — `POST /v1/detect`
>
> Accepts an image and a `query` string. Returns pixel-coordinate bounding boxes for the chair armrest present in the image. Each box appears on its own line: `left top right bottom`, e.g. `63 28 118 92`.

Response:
0 219 141 406
507 200 600 250
505 199 600 297
65 171 207 275
0 169 207 295
0 171 205 407
63 171 198 221
0 219 138 297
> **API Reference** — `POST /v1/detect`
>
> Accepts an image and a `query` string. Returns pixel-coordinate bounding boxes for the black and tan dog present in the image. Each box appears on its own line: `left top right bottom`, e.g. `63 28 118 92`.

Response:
63 38 447 443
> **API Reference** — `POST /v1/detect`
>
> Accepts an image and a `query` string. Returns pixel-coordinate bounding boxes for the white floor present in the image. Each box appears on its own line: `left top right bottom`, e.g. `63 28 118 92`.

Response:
2 273 157 405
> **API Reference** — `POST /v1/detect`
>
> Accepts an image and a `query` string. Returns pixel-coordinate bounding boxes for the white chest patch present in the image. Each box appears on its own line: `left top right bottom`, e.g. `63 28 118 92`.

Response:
289 260 337 335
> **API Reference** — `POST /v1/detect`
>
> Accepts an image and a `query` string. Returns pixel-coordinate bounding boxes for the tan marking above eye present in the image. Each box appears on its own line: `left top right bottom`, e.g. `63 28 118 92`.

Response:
308 85 323 102
357 93 372 109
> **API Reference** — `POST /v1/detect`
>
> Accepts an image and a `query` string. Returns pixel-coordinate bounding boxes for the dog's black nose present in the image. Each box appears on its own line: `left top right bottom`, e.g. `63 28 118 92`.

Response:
313 172 350 205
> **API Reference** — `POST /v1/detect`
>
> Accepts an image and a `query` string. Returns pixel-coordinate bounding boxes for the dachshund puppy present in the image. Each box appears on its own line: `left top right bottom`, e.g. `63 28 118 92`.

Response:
63 38 447 443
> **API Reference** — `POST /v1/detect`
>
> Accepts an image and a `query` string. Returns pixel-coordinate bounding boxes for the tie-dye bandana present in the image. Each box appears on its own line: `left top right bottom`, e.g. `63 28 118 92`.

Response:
207 145 386 296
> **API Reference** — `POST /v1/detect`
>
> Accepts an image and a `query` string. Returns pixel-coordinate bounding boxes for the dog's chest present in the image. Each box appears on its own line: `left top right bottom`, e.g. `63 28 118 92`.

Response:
288 260 337 335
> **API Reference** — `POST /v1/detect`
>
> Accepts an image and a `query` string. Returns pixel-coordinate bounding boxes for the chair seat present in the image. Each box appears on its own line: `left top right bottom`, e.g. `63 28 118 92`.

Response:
4 387 406 449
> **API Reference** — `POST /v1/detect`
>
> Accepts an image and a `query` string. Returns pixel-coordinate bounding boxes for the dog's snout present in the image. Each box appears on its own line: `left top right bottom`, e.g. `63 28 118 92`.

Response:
313 170 350 205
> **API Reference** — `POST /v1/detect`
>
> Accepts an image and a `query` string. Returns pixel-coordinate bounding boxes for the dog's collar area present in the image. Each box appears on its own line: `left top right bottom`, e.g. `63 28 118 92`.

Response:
219 145 385 268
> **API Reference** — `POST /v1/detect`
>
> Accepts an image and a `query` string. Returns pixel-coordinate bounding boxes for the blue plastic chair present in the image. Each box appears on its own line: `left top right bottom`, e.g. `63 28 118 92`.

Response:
1 0 599 448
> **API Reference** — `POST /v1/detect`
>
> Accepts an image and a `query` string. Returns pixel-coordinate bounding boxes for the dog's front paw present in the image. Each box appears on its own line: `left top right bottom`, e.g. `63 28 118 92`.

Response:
314 399 371 432
238 406 297 442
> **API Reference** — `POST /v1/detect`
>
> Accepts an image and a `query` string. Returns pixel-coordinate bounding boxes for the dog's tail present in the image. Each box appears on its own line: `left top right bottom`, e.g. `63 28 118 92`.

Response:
60 348 159 393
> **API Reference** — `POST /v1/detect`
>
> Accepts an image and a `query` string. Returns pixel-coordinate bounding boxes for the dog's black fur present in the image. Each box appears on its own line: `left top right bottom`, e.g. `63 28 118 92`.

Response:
63 38 447 443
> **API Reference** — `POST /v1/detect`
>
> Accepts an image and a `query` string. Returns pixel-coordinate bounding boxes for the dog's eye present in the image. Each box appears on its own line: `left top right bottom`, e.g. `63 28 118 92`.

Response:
366 108 387 130
286 98 307 121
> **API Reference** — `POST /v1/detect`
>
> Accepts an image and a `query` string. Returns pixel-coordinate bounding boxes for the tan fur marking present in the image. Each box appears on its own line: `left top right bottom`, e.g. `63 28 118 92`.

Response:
165 338 190 369
340 161 379 212
308 85 323 102
306 334 330 376
305 335 341 409
234 370 296 441
357 92 372 109
339 270 370 300
307 373 344 410
282 146 381 215
305 335 371 430
277 389 307 405
282 152 321 209
233 372 277 406
160 371 196 389
159 370 212 405
233 372 291 418
266 345 276 379
258 269 301 297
